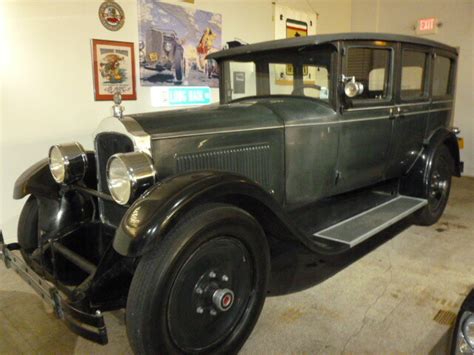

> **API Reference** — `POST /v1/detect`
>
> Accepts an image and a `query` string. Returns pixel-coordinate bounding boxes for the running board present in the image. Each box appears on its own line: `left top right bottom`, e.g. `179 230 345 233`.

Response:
313 196 427 247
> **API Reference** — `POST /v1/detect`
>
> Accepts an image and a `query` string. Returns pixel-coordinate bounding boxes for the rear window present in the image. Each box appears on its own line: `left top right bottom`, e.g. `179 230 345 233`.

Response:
432 55 452 97
401 50 428 98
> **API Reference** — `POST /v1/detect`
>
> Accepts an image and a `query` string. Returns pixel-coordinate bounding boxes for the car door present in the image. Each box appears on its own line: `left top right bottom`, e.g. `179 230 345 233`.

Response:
334 41 396 194
386 44 431 178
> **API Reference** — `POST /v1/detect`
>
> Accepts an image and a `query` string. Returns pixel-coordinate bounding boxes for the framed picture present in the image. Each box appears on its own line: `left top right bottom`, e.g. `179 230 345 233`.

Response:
91 39 137 100
138 1 221 87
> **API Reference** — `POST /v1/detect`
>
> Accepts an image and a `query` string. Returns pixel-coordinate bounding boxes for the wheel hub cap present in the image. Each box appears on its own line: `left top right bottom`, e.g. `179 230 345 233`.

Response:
213 288 234 312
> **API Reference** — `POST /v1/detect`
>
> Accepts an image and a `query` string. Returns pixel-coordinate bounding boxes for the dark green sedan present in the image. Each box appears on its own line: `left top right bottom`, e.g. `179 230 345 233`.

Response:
0 33 463 354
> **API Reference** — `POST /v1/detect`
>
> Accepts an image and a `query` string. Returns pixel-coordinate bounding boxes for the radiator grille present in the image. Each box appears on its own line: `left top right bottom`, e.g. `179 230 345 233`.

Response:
176 144 271 189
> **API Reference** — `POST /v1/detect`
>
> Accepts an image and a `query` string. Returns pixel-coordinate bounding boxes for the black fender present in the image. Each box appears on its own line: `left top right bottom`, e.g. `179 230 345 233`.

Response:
36 192 95 240
400 128 461 198
13 152 97 200
113 171 335 258
13 158 58 199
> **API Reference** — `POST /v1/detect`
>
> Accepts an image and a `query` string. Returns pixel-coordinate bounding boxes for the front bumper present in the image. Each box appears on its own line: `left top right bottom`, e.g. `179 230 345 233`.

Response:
0 231 108 345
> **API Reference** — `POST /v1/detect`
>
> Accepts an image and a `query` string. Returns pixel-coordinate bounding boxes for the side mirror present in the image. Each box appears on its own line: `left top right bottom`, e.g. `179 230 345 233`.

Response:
342 75 364 98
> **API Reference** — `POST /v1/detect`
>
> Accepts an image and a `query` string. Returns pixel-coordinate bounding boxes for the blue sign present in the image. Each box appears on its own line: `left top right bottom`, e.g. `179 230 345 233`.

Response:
169 86 212 106
151 86 212 107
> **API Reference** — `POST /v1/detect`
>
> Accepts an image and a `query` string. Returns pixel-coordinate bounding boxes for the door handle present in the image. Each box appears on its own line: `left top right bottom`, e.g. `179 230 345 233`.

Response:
389 107 396 119
389 106 401 119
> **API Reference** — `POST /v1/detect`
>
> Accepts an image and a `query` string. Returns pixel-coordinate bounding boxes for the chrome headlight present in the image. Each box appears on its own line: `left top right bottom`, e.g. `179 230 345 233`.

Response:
48 143 88 184
462 314 474 350
454 312 474 354
106 152 156 205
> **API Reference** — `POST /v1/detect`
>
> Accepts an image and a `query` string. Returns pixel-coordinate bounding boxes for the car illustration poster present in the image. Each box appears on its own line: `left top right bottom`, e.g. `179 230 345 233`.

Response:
91 39 137 100
138 0 222 87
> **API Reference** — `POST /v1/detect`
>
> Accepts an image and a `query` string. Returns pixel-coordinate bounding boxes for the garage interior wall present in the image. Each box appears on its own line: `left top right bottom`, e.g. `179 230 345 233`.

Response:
0 0 471 243
351 0 474 177
0 0 351 242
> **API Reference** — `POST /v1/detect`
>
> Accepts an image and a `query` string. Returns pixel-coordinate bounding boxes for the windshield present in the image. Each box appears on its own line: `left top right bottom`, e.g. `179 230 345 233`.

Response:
221 45 334 103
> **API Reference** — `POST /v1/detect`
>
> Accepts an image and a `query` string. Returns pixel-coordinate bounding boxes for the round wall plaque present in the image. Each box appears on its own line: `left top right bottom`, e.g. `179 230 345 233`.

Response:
98 0 125 31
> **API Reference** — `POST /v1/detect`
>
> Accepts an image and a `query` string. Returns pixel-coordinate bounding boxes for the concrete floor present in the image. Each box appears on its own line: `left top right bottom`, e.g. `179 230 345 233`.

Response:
1 176 473 354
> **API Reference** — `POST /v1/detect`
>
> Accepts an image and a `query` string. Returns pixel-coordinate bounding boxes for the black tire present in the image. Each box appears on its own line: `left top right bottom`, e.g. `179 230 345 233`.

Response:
414 144 453 226
126 203 269 354
17 195 39 267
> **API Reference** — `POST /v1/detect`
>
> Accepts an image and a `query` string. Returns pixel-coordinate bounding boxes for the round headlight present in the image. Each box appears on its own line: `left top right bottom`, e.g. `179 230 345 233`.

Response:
463 314 474 348
48 143 88 184
106 152 156 205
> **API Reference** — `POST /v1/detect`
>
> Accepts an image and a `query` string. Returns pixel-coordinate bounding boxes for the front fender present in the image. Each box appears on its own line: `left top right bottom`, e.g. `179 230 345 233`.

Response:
113 171 289 257
13 152 97 200
13 158 58 199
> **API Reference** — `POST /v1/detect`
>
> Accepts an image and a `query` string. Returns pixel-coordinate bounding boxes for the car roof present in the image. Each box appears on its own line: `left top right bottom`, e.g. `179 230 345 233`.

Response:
207 32 458 60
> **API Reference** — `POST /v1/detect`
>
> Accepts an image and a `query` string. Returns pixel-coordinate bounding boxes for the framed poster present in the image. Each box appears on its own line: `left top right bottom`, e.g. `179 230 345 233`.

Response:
91 39 137 100
273 5 317 87
138 0 221 87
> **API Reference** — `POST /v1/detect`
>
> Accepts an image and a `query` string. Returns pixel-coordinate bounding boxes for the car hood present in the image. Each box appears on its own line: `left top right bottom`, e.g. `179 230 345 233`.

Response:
129 101 283 139
128 97 335 140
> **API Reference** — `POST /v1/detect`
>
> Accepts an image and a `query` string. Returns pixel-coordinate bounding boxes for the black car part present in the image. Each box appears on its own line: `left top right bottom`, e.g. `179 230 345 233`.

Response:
0 230 108 345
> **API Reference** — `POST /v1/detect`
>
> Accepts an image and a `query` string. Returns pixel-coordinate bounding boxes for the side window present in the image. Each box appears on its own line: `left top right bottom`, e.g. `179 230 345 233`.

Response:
401 50 428 98
270 63 330 100
432 55 452 97
346 47 391 100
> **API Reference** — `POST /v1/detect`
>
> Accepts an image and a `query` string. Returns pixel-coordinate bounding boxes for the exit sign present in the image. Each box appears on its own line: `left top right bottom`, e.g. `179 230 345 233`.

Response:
416 17 438 35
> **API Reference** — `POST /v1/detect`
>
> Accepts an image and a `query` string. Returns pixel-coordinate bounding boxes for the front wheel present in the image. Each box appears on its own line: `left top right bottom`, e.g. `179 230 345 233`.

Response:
414 144 453 226
126 204 269 354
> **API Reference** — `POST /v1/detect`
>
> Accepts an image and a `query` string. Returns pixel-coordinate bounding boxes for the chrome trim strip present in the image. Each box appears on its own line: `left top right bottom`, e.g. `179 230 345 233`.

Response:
428 107 452 113
286 115 389 128
402 109 436 116
432 99 453 104
151 125 284 140
346 105 392 112
346 100 452 112
397 101 429 107
396 107 451 117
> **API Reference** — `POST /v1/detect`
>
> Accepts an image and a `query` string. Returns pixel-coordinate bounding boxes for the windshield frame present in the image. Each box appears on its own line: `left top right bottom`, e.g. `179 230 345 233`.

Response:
218 43 337 108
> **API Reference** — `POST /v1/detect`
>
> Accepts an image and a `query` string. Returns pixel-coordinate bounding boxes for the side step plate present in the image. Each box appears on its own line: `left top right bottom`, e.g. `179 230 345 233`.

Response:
313 196 427 247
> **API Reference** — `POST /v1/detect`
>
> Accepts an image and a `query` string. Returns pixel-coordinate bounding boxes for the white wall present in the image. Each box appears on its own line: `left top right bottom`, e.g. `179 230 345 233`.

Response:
0 0 352 242
2 0 471 244
351 0 474 177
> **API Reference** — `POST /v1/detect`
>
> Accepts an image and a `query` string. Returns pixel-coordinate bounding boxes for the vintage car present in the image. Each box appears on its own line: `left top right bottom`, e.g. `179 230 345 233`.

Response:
0 33 462 354
451 289 474 354
141 28 185 82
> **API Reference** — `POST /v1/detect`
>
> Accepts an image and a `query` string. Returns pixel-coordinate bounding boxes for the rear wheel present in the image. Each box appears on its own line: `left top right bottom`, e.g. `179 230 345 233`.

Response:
126 204 269 354
414 145 453 226
18 195 39 267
